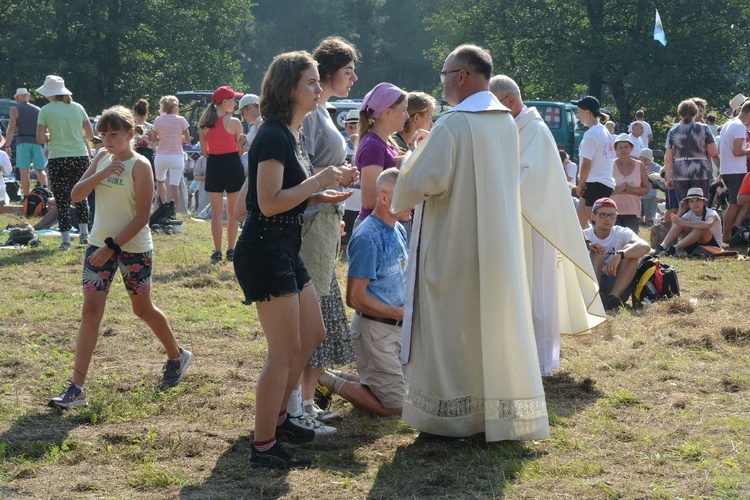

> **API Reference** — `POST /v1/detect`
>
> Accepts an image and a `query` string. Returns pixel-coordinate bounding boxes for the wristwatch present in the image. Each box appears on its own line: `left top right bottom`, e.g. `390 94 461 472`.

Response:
616 250 625 259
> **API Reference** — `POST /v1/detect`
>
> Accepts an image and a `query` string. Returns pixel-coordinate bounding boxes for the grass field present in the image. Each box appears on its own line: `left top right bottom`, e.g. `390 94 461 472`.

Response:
0 215 749 499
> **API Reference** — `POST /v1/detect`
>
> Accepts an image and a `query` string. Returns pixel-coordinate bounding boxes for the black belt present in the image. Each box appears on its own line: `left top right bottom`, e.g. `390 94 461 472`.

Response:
247 211 303 225
356 310 403 327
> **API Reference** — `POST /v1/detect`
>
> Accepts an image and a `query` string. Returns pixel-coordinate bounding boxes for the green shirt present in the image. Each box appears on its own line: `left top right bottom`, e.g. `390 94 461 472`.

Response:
37 101 89 159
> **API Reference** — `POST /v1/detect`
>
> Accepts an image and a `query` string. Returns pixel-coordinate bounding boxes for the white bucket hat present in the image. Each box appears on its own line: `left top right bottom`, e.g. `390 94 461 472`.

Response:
613 133 634 147
729 93 746 113
14 88 30 98
36 75 72 97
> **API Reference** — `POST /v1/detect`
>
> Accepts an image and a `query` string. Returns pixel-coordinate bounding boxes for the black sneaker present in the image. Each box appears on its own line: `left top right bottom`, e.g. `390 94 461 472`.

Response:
660 244 676 256
210 250 222 263
249 442 312 469
605 295 625 311
225 248 235 262
275 415 315 444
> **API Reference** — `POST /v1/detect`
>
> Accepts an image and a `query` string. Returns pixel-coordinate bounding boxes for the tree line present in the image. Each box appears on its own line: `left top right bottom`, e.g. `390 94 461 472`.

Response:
2 0 749 145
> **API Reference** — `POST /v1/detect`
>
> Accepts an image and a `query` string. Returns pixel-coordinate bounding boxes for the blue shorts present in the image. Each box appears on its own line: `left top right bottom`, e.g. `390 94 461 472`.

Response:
15 143 46 170
82 246 153 295
665 187 679 210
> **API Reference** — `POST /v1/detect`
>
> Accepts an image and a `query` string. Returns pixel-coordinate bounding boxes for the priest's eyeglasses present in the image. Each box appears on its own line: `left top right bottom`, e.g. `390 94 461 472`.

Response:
440 69 469 82
595 212 618 220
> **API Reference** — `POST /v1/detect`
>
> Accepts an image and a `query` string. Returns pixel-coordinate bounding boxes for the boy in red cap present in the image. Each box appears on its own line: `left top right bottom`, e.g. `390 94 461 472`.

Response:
583 197 651 309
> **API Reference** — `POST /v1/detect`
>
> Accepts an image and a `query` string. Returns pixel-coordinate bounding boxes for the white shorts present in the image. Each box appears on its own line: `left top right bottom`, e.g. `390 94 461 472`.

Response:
154 154 184 185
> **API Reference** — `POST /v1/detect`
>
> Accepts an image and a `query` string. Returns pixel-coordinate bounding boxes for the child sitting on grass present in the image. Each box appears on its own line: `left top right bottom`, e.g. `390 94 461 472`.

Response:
48 105 192 409
658 187 723 256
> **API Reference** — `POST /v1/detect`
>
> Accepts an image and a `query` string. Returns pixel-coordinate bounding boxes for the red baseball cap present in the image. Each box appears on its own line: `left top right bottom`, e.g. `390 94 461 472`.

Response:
212 86 243 104
593 197 617 211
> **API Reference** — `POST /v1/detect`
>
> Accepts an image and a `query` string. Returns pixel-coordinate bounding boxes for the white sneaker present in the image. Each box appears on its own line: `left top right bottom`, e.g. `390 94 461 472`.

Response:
304 402 341 423
289 413 337 436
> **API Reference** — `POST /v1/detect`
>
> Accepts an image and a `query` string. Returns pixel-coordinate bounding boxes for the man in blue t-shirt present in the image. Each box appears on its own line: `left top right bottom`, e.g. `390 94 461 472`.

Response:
318 168 410 416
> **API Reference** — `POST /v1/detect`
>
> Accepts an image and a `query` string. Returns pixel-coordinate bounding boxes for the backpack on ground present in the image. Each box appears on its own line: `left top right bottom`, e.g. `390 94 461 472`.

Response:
631 255 680 307
4 223 39 246
23 187 51 216
149 200 176 227
5 180 22 203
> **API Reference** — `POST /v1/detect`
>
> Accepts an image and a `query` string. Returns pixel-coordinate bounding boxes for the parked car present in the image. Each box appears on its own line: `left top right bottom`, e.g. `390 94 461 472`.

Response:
327 99 362 132
524 100 612 162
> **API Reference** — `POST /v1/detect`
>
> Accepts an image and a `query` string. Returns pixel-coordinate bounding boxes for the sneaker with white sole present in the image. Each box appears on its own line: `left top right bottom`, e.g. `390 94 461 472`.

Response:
304 401 341 423
160 347 193 388
79 234 89 245
48 380 87 409
289 413 337 436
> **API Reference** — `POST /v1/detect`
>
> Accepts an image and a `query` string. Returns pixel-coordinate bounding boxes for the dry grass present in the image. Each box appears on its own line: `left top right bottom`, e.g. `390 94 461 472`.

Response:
1 215 749 499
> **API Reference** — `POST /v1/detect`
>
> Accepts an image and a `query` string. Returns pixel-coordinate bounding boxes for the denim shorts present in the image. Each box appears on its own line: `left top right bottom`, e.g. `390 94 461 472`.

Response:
233 220 311 303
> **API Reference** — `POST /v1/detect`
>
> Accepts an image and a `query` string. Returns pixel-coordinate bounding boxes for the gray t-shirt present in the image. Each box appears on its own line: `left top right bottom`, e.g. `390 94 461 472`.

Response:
301 104 347 220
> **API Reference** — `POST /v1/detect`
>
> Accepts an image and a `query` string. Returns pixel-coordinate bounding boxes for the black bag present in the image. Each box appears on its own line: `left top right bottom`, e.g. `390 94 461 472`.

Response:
5 180 22 203
149 200 176 227
23 186 51 216
4 223 39 246
631 256 680 307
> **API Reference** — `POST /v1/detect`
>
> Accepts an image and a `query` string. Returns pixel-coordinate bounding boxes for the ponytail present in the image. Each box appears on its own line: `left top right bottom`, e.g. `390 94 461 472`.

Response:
198 102 220 129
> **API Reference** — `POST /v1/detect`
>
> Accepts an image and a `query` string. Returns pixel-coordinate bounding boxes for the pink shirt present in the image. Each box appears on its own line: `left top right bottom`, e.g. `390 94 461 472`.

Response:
611 160 643 217
153 114 189 155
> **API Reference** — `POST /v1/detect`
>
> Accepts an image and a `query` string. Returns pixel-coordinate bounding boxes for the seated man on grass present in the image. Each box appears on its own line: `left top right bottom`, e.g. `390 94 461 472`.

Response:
318 168 410 417
584 198 651 310
658 187 723 255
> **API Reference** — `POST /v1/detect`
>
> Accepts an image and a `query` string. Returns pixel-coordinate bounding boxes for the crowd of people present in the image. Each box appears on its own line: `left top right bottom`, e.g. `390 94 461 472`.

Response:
3 39 750 471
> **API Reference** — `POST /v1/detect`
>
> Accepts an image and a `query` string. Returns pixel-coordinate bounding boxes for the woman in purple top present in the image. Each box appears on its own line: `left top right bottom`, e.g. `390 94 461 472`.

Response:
354 83 407 228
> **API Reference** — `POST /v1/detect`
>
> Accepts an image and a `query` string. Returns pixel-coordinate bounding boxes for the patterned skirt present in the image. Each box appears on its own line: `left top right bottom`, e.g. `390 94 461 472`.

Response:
308 271 356 368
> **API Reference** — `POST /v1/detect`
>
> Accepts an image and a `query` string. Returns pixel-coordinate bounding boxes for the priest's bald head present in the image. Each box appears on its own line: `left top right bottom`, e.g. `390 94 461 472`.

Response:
489 75 523 117
441 45 493 106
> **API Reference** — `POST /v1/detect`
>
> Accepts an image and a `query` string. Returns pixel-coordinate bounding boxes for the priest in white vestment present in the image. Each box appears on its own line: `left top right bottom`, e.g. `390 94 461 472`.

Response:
490 76 606 376
392 45 549 441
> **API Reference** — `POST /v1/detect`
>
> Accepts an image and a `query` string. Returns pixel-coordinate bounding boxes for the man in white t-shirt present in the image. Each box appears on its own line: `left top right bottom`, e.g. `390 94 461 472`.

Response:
658 187 723 255
583 197 651 310
573 96 616 228
717 98 750 242
628 121 646 158
628 110 652 147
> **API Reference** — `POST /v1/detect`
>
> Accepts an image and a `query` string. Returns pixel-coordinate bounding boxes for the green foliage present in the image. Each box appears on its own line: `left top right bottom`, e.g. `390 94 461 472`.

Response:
0 0 252 114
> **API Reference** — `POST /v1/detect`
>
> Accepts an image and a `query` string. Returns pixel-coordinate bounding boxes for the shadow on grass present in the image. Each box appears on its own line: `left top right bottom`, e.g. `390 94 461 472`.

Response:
0 411 85 488
543 370 603 418
178 433 292 499
0 245 61 266
369 436 544 497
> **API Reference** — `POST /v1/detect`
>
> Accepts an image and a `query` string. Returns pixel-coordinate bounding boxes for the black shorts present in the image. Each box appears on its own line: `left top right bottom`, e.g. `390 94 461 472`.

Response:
684 236 719 255
583 182 614 207
233 220 311 303
723 173 745 205
205 152 245 193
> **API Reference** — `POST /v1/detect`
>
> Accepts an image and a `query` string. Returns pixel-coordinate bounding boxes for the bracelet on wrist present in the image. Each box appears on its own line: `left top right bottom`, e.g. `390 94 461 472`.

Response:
314 175 322 188
104 237 122 256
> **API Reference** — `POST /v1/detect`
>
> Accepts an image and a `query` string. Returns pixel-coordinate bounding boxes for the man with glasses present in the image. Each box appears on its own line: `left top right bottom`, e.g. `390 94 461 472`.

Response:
392 45 549 442
584 198 650 310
